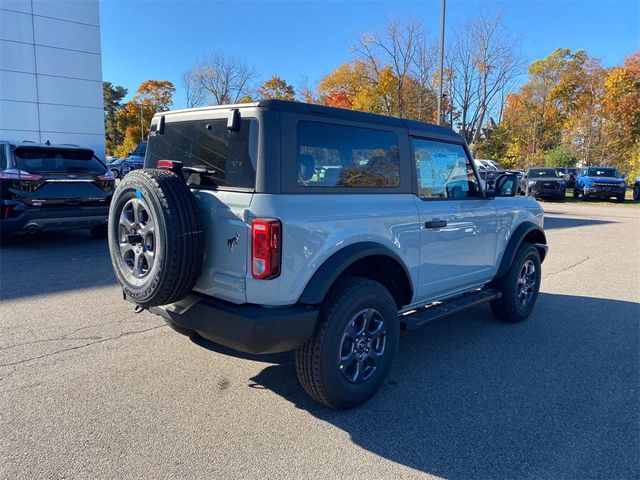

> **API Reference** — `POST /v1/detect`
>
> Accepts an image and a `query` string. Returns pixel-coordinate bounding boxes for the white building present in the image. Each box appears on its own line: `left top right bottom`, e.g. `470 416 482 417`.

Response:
0 0 105 159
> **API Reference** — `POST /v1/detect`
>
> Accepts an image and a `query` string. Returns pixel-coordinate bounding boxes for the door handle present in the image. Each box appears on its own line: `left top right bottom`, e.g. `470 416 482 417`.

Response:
425 220 447 229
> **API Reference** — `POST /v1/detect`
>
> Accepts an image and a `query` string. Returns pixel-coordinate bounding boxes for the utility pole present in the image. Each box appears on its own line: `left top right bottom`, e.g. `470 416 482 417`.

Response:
140 105 144 142
436 0 446 125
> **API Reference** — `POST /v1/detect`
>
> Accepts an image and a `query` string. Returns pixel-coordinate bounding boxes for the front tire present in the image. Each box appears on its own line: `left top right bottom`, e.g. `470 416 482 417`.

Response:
633 187 640 202
295 277 399 409
490 243 542 323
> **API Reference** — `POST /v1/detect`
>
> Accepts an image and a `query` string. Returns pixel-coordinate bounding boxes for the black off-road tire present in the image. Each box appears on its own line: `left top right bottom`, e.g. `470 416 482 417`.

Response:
633 187 640 202
490 243 542 323
108 169 204 308
572 188 580 198
616 194 625 203
295 277 399 409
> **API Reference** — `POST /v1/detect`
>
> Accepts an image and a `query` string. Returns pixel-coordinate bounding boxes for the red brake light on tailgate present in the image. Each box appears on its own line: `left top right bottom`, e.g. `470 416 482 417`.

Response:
0 169 42 181
252 219 282 279
157 160 174 170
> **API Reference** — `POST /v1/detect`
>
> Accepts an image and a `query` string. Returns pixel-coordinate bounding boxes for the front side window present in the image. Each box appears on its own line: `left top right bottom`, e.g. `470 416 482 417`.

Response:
147 118 258 189
297 122 399 188
412 138 480 199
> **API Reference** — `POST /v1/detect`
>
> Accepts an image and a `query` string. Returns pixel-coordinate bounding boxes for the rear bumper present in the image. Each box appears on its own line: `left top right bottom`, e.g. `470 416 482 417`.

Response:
149 294 319 354
1 204 109 232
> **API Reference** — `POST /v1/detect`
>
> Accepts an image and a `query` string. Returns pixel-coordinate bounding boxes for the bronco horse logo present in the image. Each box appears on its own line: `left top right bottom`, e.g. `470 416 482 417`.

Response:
227 233 240 252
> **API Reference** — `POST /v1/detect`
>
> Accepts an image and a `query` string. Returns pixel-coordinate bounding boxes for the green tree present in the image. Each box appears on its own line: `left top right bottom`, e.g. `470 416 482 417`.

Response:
544 146 576 168
103 82 127 155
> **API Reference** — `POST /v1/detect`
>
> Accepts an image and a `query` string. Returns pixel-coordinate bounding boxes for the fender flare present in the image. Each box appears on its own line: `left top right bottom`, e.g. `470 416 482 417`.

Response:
495 221 547 279
298 241 413 305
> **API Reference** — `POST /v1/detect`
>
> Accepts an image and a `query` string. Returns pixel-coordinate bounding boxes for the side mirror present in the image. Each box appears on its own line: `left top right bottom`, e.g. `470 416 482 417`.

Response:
492 173 518 197
128 150 134 156
621 174 626 179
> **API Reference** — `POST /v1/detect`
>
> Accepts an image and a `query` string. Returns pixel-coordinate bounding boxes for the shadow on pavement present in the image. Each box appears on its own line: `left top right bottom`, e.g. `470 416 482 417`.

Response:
543 216 614 230
240 293 639 479
0 230 116 301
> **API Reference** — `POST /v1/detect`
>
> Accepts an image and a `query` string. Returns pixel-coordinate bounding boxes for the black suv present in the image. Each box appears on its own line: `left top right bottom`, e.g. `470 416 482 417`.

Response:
523 168 567 201
0 141 115 241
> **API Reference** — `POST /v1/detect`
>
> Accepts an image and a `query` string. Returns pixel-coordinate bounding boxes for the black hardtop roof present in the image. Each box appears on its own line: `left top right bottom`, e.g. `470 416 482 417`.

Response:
160 99 464 143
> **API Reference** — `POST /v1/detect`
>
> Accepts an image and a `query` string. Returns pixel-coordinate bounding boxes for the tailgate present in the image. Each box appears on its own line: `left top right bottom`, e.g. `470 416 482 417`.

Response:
192 190 253 304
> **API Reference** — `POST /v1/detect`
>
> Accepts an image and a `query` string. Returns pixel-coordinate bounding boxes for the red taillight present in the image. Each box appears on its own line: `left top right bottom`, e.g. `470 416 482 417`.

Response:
252 219 282 279
0 169 42 181
97 171 115 181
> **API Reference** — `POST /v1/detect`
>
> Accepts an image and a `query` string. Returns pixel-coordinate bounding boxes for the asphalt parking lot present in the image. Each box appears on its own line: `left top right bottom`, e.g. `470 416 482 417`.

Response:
1 202 638 479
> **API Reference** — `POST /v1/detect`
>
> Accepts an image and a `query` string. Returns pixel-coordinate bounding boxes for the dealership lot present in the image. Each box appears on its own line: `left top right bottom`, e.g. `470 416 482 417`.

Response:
1 202 638 479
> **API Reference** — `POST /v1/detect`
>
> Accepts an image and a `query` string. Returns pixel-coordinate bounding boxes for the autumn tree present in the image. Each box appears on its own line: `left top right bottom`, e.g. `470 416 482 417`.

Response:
114 80 175 157
602 51 640 176
317 17 437 121
103 82 127 155
446 11 523 147
257 75 295 100
183 52 257 105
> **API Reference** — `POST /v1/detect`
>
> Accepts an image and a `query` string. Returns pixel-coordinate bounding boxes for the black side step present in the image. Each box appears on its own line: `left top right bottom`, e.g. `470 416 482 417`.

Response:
400 289 501 331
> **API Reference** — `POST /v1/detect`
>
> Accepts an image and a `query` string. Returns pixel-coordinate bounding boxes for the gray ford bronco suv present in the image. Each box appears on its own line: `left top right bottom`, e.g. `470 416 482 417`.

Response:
108 100 547 409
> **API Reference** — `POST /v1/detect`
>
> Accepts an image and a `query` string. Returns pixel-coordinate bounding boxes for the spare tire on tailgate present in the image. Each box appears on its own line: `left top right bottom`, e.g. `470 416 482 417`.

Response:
108 169 204 308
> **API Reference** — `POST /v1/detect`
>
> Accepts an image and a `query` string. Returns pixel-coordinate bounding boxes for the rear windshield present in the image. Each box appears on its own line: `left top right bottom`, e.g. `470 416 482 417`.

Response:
529 169 560 178
146 118 258 190
586 168 618 177
13 147 104 174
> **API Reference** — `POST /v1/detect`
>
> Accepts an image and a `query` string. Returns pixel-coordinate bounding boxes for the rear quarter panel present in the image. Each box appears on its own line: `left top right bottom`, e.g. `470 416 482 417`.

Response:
245 193 420 306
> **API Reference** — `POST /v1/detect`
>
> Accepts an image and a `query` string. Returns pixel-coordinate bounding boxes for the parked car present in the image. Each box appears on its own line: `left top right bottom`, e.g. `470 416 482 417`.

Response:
633 175 640 202
0 141 115 242
107 142 147 178
107 100 548 409
554 167 579 188
523 168 566 201
122 141 147 176
574 166 626 202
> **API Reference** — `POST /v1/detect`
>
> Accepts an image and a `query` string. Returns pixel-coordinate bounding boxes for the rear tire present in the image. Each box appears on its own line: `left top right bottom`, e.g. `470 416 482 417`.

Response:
616 194 625 203
108 169 204 308
633 187 640 202
490 243 541 323
295 277 399 409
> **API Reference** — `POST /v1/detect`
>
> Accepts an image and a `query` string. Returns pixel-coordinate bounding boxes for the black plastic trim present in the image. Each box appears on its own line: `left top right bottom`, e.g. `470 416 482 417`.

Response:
149 295 318 354
495 222 547 279
298 241 413 305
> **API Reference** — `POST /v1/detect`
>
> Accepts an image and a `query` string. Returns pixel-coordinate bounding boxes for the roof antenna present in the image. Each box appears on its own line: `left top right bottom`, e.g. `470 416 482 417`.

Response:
45 140 51 145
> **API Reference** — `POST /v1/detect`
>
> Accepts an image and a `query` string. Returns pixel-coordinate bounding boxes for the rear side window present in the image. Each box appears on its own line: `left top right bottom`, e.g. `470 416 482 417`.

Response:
13 147 104 174
297 121 399 188
147 118 258 190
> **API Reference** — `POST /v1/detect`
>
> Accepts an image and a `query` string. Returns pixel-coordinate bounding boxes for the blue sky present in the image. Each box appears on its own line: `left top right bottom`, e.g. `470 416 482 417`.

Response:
100 0 640 107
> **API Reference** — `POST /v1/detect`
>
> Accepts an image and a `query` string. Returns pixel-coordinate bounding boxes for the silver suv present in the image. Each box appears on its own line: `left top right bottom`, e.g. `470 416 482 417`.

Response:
107 100 548 408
